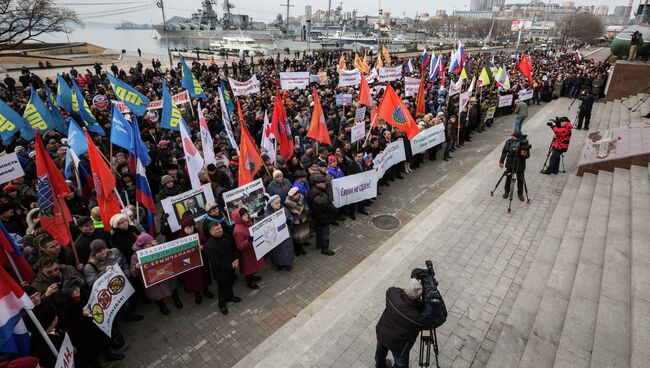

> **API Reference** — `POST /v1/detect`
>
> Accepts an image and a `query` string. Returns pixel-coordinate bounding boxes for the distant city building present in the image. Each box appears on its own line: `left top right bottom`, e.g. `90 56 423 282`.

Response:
470 0 505 12
561 1 575 8
452 10 494 19
613 5 631 17
594 5 609 16
435 9 447 17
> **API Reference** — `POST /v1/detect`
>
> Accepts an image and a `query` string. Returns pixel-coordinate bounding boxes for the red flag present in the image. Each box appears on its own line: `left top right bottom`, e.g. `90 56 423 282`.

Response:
359 72 371 106
306 88 331 145
415 77 426 117
270 90 294 159
237 100 263 186
0 222 35 283
518 53 533 84
34 132 72 246
377 85 421 140
85 130 122 230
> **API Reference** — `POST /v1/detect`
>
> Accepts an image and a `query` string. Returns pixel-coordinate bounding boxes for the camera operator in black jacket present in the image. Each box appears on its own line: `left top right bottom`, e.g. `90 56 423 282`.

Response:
576 91 595 130
375 272 446 368
499 132 531 201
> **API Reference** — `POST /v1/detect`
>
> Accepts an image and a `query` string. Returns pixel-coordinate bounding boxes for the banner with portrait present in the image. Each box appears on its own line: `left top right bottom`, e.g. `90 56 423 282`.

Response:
161 184 215 233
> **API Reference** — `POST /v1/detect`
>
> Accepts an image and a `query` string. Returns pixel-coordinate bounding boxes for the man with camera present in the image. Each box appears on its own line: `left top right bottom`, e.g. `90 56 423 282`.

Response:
499 132 531 201
543 117 572 175
375 264 447 368
575 90 595 130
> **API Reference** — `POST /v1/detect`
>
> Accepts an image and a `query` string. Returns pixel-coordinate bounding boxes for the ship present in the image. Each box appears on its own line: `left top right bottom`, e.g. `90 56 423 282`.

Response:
114 21 152 30
152 0 274 43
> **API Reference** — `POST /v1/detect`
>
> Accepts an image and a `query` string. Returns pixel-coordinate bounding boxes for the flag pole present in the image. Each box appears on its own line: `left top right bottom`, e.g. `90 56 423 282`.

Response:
3 248 24 284
25 309 59 357
54 194 80 266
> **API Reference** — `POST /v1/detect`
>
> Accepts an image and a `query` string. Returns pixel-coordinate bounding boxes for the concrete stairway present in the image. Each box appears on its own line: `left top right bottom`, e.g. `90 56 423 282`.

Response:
593 92 649 131
486 165 650 368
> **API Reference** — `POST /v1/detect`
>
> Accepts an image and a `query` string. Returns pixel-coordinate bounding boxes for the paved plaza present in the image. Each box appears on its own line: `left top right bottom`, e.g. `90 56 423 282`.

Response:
111 100 568 368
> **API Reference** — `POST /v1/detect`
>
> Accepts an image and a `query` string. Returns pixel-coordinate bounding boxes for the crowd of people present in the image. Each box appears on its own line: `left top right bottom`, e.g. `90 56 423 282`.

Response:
0 45 609 367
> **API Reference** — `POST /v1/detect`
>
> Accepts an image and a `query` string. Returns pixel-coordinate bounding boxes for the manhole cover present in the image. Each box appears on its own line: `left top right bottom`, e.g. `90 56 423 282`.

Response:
372 214 401 231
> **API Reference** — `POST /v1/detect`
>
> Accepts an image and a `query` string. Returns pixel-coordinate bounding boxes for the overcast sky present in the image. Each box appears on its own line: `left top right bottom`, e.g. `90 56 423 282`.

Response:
59 0 638 24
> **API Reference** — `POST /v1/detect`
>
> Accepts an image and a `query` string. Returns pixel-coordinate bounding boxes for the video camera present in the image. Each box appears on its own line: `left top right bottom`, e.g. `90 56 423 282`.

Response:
547 116 570 129
412 261 443 305
505 133 532 159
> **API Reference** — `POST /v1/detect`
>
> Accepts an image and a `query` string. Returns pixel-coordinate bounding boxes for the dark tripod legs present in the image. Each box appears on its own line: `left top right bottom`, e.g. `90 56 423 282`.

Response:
540 141 566 174
419 329 440 368
491 157 531 213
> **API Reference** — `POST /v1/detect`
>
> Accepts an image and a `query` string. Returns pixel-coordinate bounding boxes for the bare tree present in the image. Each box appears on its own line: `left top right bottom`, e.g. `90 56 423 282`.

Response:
422 18 445 36
0 0 80 49
555 12 604 43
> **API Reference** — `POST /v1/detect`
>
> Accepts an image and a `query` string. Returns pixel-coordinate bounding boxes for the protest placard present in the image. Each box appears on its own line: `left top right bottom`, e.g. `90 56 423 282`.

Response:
249 209 290 260
0 153 25 185
404 77 420 97
331 170 377 208
498 94 514 107
365 68 378 84
410 124 446 155
161 184 215 232
518 89 533 101
378 65 403 83
373 139 406 178
485 106 497 120
114 90 191 112
222 178 267 220
55 334 74 368
338 69 361 87
86 266 135 337
335 93 353 106
280 72 310 90
136 234 203 288
351 122 366 144
228 75 260 96
354 106 367 122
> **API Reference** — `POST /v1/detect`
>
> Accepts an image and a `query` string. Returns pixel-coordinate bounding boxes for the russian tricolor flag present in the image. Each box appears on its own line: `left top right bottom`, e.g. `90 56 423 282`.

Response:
132 119 156 235
574 51 582 62
405 59 414 74
0 266 34 356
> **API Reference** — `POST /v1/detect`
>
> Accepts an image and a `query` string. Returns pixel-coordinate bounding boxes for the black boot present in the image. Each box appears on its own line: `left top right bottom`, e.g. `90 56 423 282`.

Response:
195 292 202 305
171 291 183 309
155 300 169 315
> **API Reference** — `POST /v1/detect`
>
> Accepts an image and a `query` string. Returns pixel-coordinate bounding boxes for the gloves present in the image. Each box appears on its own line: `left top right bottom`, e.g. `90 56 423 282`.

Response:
248 236 253 244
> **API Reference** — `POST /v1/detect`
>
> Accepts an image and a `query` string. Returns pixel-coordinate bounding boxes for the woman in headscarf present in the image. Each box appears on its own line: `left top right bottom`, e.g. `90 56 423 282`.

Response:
201 201 232 238
130 233 184 315
264 195 295 271
283 187 309 256
176 218 214 304
231 208 264 289
109 213 141 261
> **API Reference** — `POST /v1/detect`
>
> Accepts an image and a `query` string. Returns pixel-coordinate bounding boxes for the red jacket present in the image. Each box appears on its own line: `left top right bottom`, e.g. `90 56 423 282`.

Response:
231 208 265 275
552 122 572 152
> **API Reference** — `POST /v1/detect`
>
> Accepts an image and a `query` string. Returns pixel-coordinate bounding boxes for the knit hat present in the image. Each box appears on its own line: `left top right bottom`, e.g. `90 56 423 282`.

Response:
204 201 218 212
110 213 128 229
312 174 327 184
288 187 299 196
295 169 308 178
272 170 283 178
327 155 337 165
161 175 174 185
77 215 93 227
90 239 108 254
135 233 154 247
267 195 281 206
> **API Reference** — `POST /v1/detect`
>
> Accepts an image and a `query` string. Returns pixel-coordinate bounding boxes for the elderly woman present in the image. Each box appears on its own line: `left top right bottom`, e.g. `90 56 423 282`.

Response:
175 218 214 304
264 195 295 271
109 213 141 261
266 170 292 203
284 187 309 256
130 233 183 315
231 208 264 289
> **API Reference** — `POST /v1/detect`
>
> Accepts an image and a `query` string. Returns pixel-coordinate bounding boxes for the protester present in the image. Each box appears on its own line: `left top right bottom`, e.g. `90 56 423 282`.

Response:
264 195 295 271
175 217 215 304
231 208 264 289
204 221 241 315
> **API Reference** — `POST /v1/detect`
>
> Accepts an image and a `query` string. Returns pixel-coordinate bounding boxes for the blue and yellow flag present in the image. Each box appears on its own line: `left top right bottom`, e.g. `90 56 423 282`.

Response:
0 99 26 144
23 88 53 136
107 73 150 116
70 80 104 136
44 85 68 135
180 58 207 100
56 75 72 112
160 81 184 131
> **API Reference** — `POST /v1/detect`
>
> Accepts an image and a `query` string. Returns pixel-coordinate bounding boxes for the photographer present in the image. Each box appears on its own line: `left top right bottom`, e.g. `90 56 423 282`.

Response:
375 269 447 368
499 132 530 201
543 117 572 175
575 91 595 130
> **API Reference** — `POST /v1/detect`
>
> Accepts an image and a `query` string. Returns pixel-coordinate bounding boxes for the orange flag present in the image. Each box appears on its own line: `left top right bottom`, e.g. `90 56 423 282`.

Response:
415 76 426 116
359 73 371 106
237 100 263 186
337 54 346 71
377 84 420 139
375 52 383 70
306 88 331 145
85 130 122 230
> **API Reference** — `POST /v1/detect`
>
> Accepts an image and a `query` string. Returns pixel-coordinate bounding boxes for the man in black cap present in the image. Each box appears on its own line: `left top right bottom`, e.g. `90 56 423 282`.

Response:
74 216 111 265
310 174 337 256
346 150 371 219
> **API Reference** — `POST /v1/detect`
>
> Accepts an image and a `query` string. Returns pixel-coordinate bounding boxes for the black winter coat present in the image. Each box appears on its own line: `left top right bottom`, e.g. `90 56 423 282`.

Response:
204 233 238 281
309 187 337 226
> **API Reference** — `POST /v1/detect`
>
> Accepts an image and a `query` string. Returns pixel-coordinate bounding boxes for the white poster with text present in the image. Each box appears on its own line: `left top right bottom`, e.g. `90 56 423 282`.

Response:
373 139 406 178
378 65 403 83
280 72 310 90
249 209 290 260
86 267 135 337
331 170 378 208
338 69 361 87
410 124 446 155
404 77 420 97
228 75 261 96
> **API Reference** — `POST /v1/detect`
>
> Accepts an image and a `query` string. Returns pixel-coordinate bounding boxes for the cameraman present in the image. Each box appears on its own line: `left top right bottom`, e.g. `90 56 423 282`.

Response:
375 273 446 368
543 117 572 175
499 132 530 201
576 90 595 130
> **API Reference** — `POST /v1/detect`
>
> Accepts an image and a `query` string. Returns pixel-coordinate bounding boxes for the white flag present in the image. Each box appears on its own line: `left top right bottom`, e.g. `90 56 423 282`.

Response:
180 120 204 190
261 110 276 163
198 102 216 166
218 85 239 153
449 78 463 97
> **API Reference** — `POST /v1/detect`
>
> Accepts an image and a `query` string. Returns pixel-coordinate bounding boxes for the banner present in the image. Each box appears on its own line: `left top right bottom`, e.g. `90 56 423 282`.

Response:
0 153 25 185
55 334 75 368
228 75 260 96
335 93 353 106
249 208 290 260
136 234 203 288
378 65 403 83
373 139 406 178
404 77 420 97
354 106 366 122
366 68 378 84
485 106 497 120
222 178 266 221
86 266 135 337
331 170 377 208
338 69 361 87
459 91 470 111
518 89 533 101
280 72 310 90
112 90 190 112
161 184 216 232
498 94 514 107
351 122 365 144
410 124 446 155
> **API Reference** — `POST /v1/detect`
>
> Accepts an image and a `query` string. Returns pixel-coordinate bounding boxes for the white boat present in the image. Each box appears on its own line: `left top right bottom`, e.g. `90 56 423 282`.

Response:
209 36 269 56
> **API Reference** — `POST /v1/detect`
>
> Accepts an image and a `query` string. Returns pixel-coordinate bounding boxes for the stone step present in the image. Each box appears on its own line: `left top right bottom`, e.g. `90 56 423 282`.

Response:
620 99 631 127
589 102 605 130
485 175 583 368
638 93 650 118
590 168 632 368
553 171 613 368
630 165 650 368
518 173 597 368
608 99 621 130
628 95 642 122
598 101 613 131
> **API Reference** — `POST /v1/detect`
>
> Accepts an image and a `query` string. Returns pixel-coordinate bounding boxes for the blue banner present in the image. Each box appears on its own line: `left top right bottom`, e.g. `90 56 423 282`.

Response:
56 75 72 113
23 88 53 135
0 99 26 144
181 58 207 100
107 73 150 116
71 80 104 136
110 105 133 150
160 81 183 131
64 119 88 179
44 85 68 135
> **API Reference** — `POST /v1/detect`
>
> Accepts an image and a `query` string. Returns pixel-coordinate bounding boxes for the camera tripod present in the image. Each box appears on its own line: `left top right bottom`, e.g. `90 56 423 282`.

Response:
490 155 531 213
541 140 566 174
419 329 440 368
